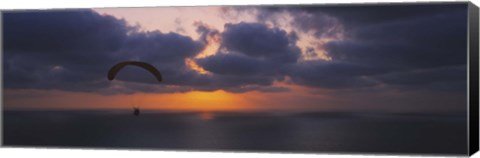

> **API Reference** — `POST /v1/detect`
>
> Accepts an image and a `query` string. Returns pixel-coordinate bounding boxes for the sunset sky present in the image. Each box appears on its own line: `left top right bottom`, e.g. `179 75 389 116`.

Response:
3 3 469 113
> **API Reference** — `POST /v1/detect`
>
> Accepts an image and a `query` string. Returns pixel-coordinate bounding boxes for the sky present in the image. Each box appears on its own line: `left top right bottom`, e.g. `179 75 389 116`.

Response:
2 3 469 113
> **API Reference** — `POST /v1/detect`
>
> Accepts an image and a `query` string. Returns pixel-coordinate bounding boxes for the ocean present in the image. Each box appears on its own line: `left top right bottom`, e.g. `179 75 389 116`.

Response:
3 110 467 155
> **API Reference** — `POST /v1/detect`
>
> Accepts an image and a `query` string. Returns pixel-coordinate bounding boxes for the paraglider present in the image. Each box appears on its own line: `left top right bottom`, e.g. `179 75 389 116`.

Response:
133 106 140 116
107 61 163 116
108 61 162 82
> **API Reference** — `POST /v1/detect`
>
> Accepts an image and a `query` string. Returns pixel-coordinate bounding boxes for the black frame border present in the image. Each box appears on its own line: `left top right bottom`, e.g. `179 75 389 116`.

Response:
468 1 479 156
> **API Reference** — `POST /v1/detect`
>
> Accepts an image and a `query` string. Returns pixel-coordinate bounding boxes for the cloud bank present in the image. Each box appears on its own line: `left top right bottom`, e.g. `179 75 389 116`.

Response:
3 4 468 96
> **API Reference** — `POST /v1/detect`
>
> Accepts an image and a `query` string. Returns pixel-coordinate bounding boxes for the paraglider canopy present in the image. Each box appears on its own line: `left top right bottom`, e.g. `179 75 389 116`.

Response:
107 61 163 82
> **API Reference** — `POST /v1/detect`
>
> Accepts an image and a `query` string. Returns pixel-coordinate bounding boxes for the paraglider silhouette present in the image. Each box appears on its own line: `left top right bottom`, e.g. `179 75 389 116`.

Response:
133 106 140 116
107 61 163 116
108 61 162 82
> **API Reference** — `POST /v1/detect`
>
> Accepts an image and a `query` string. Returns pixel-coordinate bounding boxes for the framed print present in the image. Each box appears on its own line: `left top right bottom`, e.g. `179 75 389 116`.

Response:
1 1 479 156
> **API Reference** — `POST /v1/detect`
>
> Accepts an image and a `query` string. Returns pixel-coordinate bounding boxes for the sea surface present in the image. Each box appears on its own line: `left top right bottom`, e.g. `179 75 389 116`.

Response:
3 110 467 155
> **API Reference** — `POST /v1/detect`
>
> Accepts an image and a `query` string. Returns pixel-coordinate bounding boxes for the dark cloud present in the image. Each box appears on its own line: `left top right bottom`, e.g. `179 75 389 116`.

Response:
289 11 344 39
195 53 290 93
221 22 301 63
288 61 382 89
303 3 468 30
252 3 467 35
3 10 207 94
4 10 130 53
3 10 131 92
222 85 290 93
320 5 468 91
110 31 206 86
375 66 467 88
3 10 297 94
193 22 301 92
246 4 468 91
197 53 275 76
120 31 204 63
3 4 469 96
194 21 221 44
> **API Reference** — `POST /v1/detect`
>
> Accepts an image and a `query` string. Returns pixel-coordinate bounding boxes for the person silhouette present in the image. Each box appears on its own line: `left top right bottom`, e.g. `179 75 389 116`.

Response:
133 106 140 116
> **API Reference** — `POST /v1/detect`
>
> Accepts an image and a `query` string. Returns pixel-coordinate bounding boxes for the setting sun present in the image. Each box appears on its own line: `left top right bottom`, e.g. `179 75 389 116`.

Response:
127 90 255 112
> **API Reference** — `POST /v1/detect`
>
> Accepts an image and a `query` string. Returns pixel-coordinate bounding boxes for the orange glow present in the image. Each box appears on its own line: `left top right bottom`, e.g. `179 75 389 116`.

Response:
184 22 221 75
4 89 255 112
4 84 337 112
185 58 209 74
140 90 253 112
195 26 221 59
296 34 341 61
199 112 215 121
